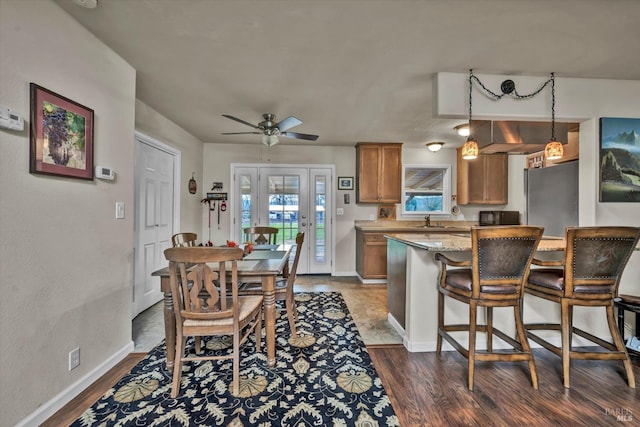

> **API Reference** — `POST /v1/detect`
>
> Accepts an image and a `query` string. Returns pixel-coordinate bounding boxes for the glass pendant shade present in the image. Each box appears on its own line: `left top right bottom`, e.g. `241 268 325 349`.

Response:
461 137 479 160
262 134 279 146
544 139 563 160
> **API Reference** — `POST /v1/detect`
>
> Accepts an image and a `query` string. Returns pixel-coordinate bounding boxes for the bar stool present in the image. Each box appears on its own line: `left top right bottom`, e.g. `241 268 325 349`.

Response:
525 226 640 388
435 225 544 391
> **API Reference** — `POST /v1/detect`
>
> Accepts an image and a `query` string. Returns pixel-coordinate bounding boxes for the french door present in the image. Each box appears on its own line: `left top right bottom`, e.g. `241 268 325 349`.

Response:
232 164 333 274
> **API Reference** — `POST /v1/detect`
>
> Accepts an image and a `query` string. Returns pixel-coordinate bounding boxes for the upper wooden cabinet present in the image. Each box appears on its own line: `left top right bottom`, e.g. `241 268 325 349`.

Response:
457 148 508 205
356 143 402 203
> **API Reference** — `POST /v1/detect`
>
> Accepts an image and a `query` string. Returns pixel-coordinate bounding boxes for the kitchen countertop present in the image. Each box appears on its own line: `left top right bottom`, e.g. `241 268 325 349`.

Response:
354 220 473 233
385 233 566 252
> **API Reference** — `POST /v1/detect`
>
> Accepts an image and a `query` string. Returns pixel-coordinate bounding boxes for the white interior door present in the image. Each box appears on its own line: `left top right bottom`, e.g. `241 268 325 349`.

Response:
133 138 176 318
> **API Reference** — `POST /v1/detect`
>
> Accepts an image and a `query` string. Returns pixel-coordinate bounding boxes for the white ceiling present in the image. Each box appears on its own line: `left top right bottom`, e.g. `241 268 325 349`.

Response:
54 0 640 149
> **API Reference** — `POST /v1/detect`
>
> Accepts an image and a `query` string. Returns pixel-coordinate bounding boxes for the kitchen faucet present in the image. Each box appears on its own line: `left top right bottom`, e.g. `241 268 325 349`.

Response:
425 215 431 227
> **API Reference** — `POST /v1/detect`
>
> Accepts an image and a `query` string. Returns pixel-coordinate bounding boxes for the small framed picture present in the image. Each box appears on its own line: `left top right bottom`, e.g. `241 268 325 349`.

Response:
338 176 354 190
377 204 396 220
30 83 94 180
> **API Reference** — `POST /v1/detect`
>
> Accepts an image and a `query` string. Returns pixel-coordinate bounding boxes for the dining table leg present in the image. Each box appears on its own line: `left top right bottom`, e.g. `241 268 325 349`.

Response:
262 274 277 367
160 276 176 370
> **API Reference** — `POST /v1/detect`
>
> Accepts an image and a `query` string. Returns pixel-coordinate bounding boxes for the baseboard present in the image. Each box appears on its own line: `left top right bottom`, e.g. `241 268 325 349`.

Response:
356 273 387 284
387 313 405 337
332 270 358 277
17 341 135 427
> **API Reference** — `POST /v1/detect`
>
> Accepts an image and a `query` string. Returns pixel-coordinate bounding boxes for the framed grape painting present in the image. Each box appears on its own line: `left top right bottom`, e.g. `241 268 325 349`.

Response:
30 83 94 180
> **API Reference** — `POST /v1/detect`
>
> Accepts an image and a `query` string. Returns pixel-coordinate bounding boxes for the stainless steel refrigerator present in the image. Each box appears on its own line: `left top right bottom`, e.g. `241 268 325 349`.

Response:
525 160 579 237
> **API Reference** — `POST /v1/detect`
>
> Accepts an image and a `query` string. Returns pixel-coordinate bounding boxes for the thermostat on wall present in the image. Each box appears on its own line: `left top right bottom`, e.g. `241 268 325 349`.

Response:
95 166 115 180
0 106 24 131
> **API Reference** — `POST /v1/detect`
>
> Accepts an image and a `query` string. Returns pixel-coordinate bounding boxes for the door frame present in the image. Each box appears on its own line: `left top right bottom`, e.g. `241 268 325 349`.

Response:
230 163 336 275
132 131 181 318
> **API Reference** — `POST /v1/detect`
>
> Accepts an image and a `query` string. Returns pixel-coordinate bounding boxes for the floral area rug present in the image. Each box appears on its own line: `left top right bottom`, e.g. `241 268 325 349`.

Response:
72 292 399 426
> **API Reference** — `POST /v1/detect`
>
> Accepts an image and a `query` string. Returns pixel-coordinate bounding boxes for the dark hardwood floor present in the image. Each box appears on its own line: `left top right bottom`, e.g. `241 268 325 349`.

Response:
369 345 639 426
44 346 638 426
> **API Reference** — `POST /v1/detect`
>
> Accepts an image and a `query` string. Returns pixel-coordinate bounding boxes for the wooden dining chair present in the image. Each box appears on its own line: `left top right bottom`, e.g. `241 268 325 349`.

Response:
239 232 305 337
243 226 278 245
435 225 544 391
171 232 198 247
163 246 263 397
524 226 640 388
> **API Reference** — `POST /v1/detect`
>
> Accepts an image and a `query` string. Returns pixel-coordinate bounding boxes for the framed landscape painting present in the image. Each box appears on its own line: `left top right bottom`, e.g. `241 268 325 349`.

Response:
30 83 94 180
599 117 640 202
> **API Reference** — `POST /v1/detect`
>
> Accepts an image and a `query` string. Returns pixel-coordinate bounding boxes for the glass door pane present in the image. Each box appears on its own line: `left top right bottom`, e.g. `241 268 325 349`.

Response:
309 168 331 274
266 174 300 245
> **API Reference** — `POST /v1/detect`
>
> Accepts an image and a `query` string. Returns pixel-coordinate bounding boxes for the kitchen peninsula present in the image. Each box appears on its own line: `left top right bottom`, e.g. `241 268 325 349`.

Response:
355 220 472 282
385 232 566 352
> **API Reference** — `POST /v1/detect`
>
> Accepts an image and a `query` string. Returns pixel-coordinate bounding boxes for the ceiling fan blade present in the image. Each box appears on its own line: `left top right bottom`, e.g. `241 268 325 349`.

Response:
221 132 260 135
222 114 261 129
275 116 302 132
281 131 319 141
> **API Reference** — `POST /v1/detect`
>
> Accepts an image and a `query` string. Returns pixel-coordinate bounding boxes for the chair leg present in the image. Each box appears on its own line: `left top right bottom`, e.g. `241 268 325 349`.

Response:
195 336 202 354
514 304 538 389
561 299 571 388
436 289 444 354
171 334 186 398
486 307 493 352
286 296 298 337
606 304 635 388
468 300 477 391
232 330 240 395
255 309 262 352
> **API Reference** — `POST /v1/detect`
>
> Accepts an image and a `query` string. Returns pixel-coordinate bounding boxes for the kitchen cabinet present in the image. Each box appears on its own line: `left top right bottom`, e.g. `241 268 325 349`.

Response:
356 230 388 280
356 143 402 203
355 226 471 281
456 148 508 205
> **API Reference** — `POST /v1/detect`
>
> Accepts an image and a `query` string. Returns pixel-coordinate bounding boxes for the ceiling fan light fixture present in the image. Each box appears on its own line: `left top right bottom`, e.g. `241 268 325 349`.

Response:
454 124 470 137
426 142 444 152
262 134 279 146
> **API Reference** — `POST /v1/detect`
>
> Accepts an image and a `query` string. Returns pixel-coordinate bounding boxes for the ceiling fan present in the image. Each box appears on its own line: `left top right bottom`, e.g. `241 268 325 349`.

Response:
221 113 319 146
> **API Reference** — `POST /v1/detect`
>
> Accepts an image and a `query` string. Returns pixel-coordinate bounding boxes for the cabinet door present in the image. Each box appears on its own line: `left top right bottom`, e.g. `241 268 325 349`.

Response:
378 145 402 203
363 234 387 278
457 149 508 205
464 156 486 204
356 144 380 203
484 154 508 204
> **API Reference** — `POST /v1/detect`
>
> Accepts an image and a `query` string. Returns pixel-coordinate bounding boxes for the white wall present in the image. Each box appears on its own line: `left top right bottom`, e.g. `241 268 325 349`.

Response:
135 100 204 233
0 1 136 425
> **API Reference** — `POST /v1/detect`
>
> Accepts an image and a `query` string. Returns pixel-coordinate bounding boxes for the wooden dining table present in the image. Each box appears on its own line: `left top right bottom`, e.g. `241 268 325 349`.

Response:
151 244 291 369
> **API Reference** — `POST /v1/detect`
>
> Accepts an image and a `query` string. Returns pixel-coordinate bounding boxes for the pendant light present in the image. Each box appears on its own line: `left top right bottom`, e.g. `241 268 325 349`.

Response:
461 69 479 160
544 73 563 160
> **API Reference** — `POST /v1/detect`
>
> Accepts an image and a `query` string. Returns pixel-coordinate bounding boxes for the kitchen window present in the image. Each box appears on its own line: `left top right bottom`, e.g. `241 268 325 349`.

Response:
401 164 451 216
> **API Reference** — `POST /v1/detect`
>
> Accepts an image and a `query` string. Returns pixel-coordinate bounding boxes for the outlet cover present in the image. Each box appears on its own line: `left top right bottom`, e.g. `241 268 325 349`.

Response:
69 347 80 371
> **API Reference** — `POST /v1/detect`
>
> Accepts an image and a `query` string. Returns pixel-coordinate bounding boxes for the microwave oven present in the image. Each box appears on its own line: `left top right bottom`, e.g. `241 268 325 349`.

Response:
478 210 520 226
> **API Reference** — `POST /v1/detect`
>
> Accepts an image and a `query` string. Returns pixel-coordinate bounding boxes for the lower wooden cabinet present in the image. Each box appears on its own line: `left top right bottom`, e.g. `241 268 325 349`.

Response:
356 231 388 279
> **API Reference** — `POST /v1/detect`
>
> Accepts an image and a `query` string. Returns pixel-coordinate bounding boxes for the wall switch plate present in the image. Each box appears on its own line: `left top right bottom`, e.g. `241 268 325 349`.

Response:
336 208 344 215
69 347 80 371
115 202 125 219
